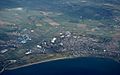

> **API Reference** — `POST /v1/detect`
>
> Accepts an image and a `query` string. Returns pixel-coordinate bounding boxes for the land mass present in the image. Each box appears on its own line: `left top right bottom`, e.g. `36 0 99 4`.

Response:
0 0 120 73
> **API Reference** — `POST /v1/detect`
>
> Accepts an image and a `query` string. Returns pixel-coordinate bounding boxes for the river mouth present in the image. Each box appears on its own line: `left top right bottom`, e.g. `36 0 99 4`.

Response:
1 57 120 75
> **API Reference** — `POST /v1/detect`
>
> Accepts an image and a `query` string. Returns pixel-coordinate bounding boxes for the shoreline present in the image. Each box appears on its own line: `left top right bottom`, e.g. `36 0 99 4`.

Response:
0 67 4 74
5 56 120 71
6 57 71 71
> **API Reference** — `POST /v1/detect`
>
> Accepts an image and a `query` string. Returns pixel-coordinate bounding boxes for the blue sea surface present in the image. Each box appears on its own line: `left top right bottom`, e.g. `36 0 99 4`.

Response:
1 57 120 75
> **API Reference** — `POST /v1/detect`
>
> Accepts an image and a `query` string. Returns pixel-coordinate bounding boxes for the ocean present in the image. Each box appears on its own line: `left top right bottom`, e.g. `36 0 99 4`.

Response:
1 57 120 75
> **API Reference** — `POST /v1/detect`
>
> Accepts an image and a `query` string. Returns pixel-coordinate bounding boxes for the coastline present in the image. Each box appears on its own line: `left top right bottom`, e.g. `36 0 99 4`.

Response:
6 56 71 71
5 56 120 71
0 67 4 74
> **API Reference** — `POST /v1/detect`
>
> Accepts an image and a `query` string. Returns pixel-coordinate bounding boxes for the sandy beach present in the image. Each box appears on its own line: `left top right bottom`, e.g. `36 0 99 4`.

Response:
5 56 119 72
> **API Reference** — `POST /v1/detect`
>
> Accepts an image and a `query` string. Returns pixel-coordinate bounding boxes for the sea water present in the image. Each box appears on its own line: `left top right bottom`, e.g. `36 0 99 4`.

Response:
1 57 120 75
